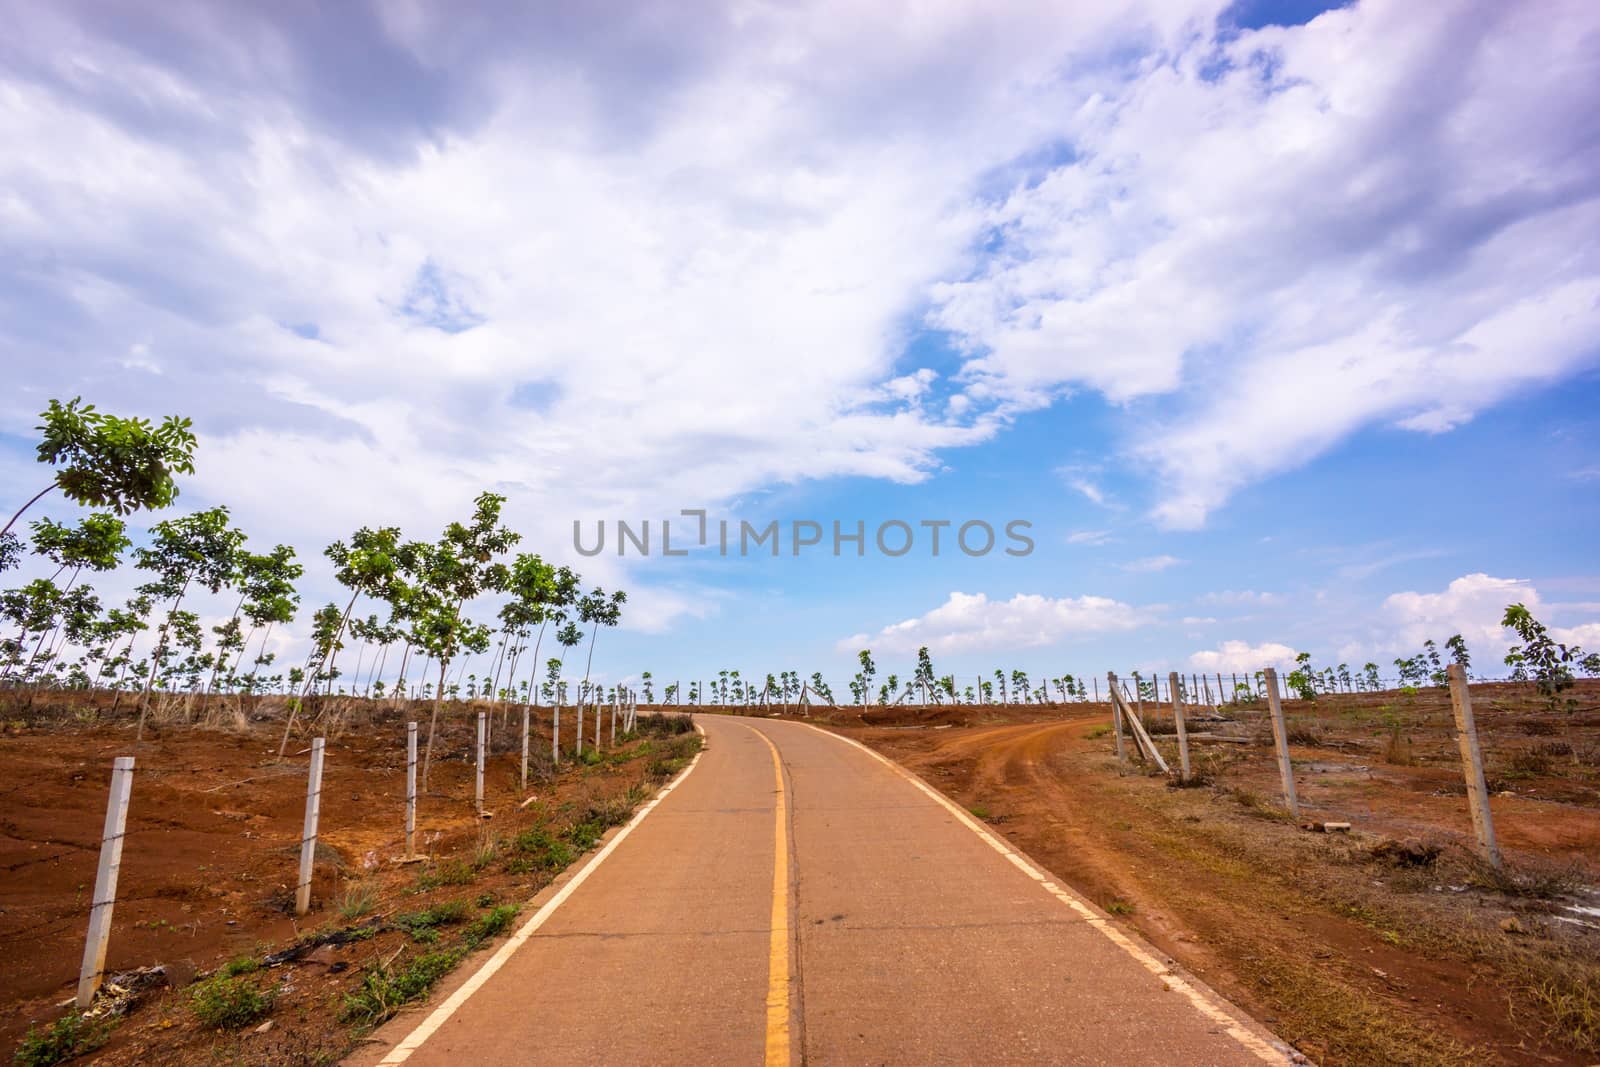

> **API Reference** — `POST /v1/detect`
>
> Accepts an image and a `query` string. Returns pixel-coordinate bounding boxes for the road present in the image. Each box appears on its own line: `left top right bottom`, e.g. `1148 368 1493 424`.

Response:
359 715 1290 1065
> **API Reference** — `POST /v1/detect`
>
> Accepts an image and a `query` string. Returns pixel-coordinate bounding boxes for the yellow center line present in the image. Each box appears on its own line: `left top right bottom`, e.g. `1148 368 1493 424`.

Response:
742 723 791 1067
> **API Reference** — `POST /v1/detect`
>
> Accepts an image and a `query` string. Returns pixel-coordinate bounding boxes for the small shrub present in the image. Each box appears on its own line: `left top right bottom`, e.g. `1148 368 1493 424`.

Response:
1106 899 1135 915
462 904 519 949
337 881 378 921
340 950 461 1027
967 803 993 822
218 955 259 978
415 860 475 892
12 1014 110 1067
1084 724 1111 740
393 900 468 940
190 975 273 1029
472 831 500 870
1285 721 1322 747
1503 750 1552 779
511 826 575 872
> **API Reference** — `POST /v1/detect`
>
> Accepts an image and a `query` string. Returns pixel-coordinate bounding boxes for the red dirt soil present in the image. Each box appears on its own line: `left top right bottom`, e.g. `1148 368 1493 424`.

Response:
1 700 689 1065
784 681 1600 1066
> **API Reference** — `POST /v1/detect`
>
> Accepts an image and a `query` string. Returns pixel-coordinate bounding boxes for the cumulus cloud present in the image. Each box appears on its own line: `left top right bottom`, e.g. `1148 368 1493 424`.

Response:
931 0 1600 527
1188 640 1299 673
839 591 1153 656
1553 622 1600 649
0 0 1226 635
1381 572 1535 659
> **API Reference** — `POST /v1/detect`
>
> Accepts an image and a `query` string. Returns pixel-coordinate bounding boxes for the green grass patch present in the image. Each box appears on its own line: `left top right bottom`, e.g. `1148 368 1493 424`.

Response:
414 860 475 893
462 904 519 949
393 900 468 941
340 950 461 1028
218 955 259 978
189 974 273 1029
12 1014 110 1067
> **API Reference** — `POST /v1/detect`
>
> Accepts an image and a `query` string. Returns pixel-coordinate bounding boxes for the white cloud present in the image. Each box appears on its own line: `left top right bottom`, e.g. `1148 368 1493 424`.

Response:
931 0 1600 528
1069 479 1109 507
1066 529 1113 545
1122 554 1183 573
1381 572 1534 659
0 0 1225 642
839 590 1153 656
1188 640 1299 673
1552 622 1600 650
1198 589 1282 606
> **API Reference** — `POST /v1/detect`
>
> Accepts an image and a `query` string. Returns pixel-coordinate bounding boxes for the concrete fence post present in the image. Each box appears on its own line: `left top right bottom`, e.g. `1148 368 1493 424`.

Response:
575 700 583 756
1168 671 1192 783
1262 668 1299 819
405 723 417 860
594 697 602 749
552 704 561 765
77 756 134 1008
1447 664 1502 869
520 707 530 790
295 737 326 916
475 711 487 815
1106 672 1127 767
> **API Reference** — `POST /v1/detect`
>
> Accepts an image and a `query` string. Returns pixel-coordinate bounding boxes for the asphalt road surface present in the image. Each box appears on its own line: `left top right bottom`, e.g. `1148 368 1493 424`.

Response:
358 715 1291 1066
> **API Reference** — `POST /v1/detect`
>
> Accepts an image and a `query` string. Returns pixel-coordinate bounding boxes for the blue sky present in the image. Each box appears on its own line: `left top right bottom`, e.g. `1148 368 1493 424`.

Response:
3 0 1598 696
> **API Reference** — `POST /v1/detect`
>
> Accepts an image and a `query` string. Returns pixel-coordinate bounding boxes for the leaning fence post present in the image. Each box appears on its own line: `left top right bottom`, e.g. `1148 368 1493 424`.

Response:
476 711 487 816
1168 671 1192 782
1262 668 1299 819
1447 664 1502 868
77 756 134 1008
405 722 418 860
295 738 326 916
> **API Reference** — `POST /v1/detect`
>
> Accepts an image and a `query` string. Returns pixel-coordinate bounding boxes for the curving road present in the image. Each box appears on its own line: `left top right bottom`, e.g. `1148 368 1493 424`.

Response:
357 715 1290 1065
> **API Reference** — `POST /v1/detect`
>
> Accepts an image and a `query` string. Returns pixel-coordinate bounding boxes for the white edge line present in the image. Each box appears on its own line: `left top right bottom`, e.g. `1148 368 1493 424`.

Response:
795 721 1291 1065
376 720 709 1064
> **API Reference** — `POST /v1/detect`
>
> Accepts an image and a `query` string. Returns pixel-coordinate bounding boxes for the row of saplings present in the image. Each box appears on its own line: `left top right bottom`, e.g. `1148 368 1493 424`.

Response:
12 713 700 1067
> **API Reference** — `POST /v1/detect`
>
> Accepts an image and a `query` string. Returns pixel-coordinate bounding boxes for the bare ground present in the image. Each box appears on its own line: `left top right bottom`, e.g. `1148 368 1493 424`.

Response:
0 695 699 1066
780 681 1600 1066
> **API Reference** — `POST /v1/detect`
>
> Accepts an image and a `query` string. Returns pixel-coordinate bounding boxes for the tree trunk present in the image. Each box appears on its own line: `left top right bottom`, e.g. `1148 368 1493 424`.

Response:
423 657 448 791
0 483 55 540
391 643 412 707
137 578 191 742
278 590 359 758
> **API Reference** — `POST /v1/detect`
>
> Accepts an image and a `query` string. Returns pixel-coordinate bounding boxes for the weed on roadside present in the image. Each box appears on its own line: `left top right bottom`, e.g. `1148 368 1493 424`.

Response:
12 1014 110 1067
393 900 468 941
340 950 461 1028
189 974 273 1029
337 880 378 921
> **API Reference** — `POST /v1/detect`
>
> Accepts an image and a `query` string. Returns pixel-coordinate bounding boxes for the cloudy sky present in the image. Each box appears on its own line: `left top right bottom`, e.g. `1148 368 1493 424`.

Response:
4 0 1599 693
